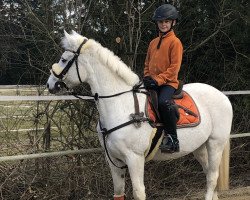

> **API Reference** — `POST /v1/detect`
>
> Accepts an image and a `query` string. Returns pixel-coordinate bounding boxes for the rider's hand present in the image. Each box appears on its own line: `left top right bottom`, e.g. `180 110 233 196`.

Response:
143 76 158 90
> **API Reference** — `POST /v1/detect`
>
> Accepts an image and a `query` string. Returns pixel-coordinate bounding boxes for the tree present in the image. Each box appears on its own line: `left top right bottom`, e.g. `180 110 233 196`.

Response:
0 0 248 90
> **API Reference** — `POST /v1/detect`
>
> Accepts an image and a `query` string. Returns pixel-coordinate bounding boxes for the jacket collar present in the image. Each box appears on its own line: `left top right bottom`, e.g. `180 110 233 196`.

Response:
159 30 175 38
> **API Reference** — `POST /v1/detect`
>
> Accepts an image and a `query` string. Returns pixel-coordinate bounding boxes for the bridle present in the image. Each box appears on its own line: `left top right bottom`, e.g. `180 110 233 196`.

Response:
52 38 88 84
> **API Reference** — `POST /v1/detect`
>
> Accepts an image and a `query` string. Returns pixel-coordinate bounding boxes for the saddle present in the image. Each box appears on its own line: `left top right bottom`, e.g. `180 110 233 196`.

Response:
146 82 200 128
144 83 201 159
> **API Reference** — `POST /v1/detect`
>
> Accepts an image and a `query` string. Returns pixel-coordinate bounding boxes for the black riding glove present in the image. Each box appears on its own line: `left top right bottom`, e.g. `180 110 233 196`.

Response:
143 76 158 90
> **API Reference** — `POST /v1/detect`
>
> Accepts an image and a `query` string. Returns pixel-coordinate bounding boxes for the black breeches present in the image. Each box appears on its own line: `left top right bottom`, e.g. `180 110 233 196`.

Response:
157 85 178 136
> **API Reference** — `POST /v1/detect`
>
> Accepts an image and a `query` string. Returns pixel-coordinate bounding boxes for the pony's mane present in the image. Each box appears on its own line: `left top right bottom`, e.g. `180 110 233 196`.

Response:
89 40 139 86
62 31 139 86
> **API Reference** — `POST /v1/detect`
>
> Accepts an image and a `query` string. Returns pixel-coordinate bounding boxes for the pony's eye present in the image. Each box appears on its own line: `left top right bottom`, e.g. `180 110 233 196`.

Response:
61 58 67 63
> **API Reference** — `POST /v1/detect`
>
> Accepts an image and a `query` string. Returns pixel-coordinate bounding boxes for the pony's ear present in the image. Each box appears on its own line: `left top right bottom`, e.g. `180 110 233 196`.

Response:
71 30 79 36
64 30 71 41
62 30 84 50
62 30 73 49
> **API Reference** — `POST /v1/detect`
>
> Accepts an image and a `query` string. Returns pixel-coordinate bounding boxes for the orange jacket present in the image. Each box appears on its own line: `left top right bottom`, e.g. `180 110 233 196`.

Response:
144 30 183 89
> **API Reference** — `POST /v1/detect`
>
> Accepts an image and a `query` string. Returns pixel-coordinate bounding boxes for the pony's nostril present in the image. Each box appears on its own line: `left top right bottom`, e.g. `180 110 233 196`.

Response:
46 83 49 88
55 81 67 90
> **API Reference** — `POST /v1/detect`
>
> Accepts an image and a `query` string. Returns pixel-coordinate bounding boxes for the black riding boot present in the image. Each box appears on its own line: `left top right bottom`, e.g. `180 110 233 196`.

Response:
160 132 179 153
159 102 179 153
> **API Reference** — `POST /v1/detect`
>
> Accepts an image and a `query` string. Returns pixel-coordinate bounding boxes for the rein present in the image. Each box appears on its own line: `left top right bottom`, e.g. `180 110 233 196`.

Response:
72 87 147 101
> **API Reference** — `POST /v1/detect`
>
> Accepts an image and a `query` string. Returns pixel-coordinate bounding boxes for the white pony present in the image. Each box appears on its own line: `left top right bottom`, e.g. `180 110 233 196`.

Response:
46 31 233 200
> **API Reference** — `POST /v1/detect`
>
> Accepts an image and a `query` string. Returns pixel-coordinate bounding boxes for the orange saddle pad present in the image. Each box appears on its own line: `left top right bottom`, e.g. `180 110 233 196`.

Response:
147 91 200 128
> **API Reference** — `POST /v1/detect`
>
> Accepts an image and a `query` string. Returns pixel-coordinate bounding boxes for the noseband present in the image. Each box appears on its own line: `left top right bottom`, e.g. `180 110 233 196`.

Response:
52 39 88 83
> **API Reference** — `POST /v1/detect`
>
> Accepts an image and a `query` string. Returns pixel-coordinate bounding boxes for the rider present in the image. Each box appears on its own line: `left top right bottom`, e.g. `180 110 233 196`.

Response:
143 4 183 152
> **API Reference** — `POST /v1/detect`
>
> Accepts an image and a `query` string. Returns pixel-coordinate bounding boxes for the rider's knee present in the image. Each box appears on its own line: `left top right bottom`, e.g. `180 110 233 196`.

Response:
159 100 174 110
159 100 179 120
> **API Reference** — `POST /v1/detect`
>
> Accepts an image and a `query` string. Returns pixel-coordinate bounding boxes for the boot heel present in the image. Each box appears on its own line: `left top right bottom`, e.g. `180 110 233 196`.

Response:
160 134 179 153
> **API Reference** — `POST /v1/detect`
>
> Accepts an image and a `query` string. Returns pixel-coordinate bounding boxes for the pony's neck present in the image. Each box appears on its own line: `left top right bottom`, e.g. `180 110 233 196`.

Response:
79 49 142 128
87 60 132 95
83 40 139 95
85 60 137 128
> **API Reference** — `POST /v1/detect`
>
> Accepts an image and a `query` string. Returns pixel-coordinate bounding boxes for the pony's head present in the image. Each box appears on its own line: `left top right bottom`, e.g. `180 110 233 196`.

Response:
46 30 139 94
46 30 90 93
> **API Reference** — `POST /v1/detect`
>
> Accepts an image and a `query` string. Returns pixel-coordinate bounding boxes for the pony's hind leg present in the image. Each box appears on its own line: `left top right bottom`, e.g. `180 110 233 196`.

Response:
108 161 127 200
205 139 226 200
193 143 208 175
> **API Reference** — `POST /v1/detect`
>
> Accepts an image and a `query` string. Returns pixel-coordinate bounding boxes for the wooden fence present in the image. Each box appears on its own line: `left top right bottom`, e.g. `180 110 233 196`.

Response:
0 89 249 191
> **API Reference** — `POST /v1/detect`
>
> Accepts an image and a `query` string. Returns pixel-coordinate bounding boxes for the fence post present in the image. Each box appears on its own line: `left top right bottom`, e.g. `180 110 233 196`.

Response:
218 140 230 191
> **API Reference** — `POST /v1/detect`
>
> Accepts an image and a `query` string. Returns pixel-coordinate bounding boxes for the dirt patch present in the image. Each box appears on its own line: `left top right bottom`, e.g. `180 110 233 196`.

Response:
219 186 250 200
171 186 250 200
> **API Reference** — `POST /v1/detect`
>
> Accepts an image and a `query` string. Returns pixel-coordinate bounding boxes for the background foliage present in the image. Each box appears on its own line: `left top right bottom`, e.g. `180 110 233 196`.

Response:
0 0 249 89
0 0 249 132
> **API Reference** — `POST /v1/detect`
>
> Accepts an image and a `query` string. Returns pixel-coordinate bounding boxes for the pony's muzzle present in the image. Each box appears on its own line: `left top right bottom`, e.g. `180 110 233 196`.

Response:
47 81 68 94
55 81 68 90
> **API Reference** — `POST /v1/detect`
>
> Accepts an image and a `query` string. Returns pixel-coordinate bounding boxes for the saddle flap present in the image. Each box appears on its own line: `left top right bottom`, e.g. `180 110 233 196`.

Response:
146 91 200 128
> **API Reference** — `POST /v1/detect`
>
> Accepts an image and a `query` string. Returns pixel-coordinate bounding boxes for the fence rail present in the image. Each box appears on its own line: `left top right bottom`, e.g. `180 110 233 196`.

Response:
0 89 249 191
0 90 249 102
0 133 249 163
222 90 250 95
0 148 102 162
0 95 92 101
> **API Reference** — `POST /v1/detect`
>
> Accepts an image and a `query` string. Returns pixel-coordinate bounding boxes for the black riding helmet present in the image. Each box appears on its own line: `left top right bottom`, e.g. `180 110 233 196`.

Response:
152 4 179 21
152 4 179 49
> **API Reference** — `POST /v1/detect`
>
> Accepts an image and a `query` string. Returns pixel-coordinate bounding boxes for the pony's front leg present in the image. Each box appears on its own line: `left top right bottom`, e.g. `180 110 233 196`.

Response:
108 161 126 200
126 153 146 200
